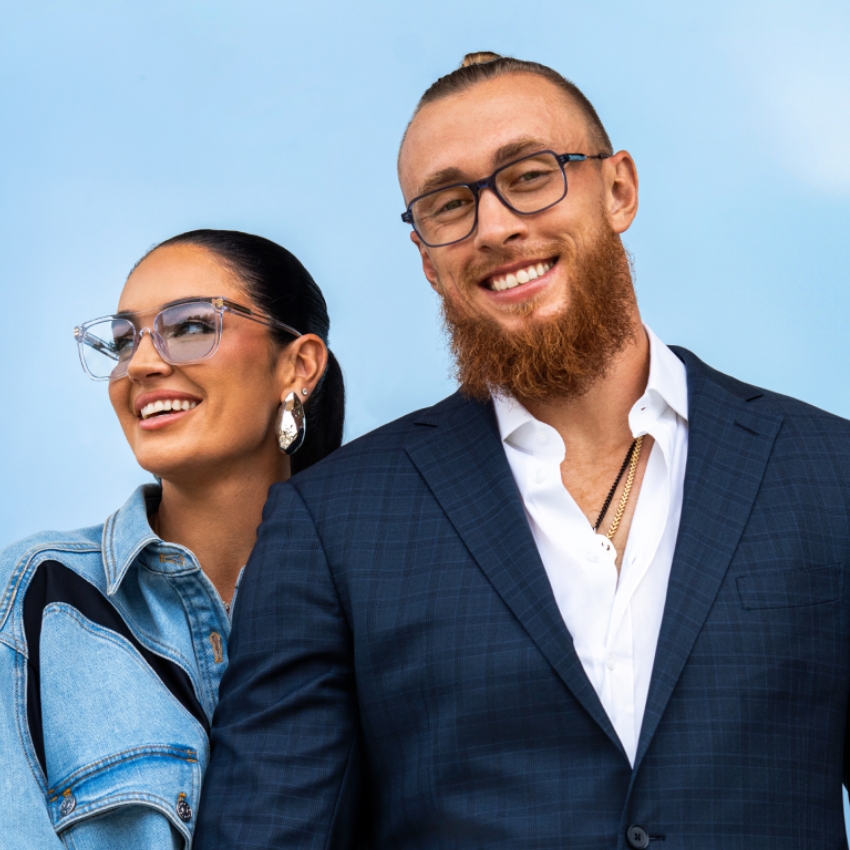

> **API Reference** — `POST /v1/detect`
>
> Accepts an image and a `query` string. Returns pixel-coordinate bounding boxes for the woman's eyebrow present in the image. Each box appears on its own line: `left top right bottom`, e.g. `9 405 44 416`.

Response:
113 296 209 319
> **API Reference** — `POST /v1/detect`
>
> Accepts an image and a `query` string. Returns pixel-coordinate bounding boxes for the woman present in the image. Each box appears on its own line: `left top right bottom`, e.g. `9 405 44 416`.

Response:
0 230 344 849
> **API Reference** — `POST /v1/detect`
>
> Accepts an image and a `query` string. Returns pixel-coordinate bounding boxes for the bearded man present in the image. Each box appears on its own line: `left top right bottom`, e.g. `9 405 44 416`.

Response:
196 54 850 850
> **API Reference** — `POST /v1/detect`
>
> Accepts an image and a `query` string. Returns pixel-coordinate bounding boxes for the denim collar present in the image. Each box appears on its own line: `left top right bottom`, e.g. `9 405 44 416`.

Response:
101 484 199 595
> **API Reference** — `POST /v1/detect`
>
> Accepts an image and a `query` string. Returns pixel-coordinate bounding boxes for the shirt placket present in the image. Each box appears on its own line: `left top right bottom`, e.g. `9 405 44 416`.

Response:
155 546 232 722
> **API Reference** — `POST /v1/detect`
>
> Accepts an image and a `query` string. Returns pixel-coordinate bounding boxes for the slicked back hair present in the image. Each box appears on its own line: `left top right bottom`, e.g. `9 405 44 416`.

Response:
401 52 613 165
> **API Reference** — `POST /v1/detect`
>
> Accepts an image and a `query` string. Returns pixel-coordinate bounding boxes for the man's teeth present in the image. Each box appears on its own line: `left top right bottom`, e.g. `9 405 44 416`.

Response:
489 261 553 292
140 399 198 420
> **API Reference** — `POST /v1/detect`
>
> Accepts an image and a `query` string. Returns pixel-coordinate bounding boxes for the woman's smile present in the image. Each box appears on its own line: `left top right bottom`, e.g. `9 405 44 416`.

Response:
134 389 203 431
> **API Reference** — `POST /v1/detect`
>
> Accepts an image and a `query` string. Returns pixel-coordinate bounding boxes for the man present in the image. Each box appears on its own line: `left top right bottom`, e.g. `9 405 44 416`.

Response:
196 54 850 848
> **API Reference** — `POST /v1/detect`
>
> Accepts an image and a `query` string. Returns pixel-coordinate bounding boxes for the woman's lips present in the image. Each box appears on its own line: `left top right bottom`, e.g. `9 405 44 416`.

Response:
137 401 200 431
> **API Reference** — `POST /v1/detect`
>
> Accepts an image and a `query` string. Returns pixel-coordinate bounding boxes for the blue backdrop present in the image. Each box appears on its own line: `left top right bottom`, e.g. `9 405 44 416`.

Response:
2 0 849 826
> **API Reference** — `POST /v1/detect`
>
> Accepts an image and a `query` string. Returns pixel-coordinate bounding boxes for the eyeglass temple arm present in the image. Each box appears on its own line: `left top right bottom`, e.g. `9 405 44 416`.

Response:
74 327 121 361
214 299 302 338
557 153 611 164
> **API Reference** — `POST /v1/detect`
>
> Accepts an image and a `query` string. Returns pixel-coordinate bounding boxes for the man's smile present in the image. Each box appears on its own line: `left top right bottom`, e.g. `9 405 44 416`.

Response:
485 258 556 292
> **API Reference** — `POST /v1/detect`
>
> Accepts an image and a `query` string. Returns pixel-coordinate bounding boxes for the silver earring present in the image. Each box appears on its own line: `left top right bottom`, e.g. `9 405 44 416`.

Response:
276 392 306 455
301 388 308 396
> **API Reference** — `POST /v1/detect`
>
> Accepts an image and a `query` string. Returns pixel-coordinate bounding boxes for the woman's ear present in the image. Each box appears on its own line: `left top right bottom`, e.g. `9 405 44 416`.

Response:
277 334 328 402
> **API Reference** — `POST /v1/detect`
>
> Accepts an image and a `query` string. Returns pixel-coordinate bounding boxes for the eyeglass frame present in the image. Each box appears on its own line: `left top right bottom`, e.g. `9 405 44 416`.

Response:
400 149 611 248
74 295 303 381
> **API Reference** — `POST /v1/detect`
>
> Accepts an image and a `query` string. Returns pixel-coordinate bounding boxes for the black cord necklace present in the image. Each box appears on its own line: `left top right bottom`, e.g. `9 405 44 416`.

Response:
593 439 639 533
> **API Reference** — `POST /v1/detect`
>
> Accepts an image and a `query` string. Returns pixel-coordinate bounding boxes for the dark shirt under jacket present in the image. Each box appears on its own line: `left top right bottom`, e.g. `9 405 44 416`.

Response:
196 348 850 850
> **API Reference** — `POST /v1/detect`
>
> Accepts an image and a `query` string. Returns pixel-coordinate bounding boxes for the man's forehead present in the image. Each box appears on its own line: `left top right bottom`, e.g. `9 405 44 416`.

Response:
399 73 588 198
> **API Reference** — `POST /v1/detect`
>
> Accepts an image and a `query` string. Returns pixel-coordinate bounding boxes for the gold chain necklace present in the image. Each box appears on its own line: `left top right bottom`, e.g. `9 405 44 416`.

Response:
603 435 643 541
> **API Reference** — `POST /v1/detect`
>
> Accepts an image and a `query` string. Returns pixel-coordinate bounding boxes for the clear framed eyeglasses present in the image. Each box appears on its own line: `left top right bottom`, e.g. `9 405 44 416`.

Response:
74 296 302 381
401 149 610 247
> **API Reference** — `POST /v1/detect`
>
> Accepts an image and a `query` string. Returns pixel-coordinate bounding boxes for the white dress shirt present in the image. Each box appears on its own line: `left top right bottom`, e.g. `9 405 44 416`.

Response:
492 326 689 765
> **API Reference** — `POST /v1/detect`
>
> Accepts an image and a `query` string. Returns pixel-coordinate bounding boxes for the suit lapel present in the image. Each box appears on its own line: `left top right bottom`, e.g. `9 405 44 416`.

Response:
633 350 783 772
405 394 626 758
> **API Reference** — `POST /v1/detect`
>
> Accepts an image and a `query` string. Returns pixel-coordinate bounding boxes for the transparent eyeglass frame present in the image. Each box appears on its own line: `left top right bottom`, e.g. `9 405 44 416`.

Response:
74 296 302 381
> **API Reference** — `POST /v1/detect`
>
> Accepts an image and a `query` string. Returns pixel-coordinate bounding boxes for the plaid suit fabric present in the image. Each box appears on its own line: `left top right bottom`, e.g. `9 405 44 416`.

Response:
196 348 850 849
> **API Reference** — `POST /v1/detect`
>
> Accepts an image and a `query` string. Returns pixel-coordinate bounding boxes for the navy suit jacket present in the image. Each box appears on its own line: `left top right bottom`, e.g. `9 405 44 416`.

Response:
196 349 850 849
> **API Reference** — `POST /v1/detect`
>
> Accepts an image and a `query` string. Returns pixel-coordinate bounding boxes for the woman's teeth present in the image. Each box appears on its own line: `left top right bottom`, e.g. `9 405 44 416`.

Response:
489 261 553 292
140 399 198 420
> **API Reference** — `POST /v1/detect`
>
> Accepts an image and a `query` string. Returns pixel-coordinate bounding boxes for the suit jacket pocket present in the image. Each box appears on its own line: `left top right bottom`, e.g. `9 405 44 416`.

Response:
737 566 842 610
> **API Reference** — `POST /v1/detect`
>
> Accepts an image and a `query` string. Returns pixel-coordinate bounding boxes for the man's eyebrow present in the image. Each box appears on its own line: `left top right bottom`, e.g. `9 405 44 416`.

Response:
492 138 550 165
417 166 468 196
414 138 552 197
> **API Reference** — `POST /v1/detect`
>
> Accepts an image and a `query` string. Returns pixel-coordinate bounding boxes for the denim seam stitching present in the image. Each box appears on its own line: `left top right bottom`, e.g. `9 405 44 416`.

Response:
47 744 199 797
41 604 208 734
53 792 193 842
0 546 101 635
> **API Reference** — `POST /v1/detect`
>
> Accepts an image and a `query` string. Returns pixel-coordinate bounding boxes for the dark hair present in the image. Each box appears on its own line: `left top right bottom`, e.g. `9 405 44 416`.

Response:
150 229 344 474
404 52 612 156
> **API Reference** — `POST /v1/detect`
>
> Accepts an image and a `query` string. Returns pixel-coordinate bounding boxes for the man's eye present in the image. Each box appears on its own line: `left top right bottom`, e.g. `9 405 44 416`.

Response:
513 168 550 187
438 198 467 213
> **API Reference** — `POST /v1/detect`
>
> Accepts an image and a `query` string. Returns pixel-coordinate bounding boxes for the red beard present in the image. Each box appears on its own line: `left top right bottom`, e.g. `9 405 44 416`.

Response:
440 222 637 403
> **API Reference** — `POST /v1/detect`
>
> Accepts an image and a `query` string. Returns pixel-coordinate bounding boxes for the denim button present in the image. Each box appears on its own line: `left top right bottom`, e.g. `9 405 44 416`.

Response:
626 825 650 848
59 792 76 817
176 794 193 822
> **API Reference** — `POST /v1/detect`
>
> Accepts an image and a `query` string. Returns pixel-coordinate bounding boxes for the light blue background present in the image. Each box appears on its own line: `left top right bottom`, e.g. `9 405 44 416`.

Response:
2 0 850 826
2 0 849 539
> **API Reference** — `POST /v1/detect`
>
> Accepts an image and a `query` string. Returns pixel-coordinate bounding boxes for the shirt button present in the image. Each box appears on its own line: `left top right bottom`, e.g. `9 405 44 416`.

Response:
606 656 616 671
535 429 547 444
584 549 599 563
535 468 546 484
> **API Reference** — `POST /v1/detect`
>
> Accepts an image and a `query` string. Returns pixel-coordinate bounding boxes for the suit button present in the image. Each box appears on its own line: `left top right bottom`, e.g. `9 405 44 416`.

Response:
627 825 650 849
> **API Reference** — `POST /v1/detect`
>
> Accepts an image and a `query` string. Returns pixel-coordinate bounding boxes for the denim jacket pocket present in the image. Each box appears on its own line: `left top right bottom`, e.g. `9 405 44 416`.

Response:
47 744 200 848
38 604 209 849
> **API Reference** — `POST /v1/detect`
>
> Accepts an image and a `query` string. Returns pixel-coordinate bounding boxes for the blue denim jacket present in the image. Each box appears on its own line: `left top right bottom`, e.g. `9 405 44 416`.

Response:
0 484 233 849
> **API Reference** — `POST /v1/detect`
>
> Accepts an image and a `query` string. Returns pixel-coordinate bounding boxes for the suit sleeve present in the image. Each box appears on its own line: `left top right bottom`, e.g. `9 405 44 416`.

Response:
194 482 364 849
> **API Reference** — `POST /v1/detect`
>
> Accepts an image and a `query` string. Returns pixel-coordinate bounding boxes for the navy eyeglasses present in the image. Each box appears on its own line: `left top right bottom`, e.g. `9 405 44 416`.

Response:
401 149 610 247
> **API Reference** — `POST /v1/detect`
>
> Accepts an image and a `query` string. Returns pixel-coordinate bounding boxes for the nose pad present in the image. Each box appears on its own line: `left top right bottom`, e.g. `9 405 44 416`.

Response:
127 328 172 375
474 187 524 245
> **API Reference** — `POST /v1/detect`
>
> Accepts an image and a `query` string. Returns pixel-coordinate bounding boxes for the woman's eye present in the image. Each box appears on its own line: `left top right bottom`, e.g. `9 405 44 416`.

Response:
114 335 135 355
172 319 215 337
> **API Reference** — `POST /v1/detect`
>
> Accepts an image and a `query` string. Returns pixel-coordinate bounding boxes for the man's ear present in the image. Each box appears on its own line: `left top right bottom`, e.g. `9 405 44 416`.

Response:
410 231 440 292
277 334 328 402
603 150 639 234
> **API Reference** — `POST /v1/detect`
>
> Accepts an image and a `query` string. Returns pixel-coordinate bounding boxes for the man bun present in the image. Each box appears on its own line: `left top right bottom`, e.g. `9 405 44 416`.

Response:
405 53 614 157
460 51 502 68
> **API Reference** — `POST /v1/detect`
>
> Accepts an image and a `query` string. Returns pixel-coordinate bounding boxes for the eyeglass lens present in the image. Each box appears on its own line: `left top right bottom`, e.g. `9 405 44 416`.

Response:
410 151 567 246
79 301 221 380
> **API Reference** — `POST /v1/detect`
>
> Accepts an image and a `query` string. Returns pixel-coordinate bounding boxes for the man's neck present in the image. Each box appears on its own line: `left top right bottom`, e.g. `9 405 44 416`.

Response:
519 325 650 461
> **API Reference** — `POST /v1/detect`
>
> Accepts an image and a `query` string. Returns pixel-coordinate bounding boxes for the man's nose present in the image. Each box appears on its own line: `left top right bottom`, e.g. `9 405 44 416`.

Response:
472 187 526 249
125 329 173 380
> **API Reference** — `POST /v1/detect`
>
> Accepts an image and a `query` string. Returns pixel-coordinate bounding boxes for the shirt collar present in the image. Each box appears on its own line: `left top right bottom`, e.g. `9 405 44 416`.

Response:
493 325 688 452
628 325 688 433
101 483 198 595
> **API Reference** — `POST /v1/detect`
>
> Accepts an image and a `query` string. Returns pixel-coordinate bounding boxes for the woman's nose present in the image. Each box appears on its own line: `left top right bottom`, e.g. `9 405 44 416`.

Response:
125 329 174 380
